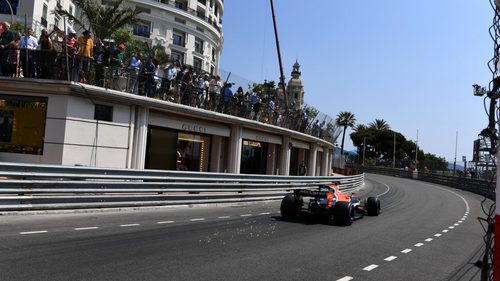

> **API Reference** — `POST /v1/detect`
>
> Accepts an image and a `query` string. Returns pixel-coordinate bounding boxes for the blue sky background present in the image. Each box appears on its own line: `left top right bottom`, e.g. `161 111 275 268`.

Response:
219 0 493 163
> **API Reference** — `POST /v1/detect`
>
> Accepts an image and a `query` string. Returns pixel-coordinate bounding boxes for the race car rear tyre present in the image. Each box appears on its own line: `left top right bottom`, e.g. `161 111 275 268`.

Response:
333 201 353 226
366 197 380 216
281 194 299 219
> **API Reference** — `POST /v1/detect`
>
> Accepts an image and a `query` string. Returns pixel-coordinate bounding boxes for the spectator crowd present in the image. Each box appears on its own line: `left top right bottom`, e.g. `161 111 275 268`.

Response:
0 22 338 142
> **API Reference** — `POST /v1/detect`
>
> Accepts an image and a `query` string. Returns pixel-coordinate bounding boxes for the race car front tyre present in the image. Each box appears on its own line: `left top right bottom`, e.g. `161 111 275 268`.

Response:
333 201 353 226
366 197 380 216
281 194 299 219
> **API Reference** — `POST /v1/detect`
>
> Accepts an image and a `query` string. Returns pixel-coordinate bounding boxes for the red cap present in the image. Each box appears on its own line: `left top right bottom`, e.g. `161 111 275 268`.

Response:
118 43 126 49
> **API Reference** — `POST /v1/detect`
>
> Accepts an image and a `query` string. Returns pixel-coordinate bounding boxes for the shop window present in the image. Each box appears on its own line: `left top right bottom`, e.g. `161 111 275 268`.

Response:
177 133 211 172
145 126 211 172
0 94 47 155
241 140 268 174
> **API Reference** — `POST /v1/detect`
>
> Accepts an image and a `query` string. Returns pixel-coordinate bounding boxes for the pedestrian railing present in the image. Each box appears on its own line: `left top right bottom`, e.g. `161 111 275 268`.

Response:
0 162 364 211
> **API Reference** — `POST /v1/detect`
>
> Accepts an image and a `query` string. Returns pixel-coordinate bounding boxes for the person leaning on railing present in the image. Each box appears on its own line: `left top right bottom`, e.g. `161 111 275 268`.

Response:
19 28 38 78
75 30 94 83
109 43 125 90
37 29 55 79
0 22 20 77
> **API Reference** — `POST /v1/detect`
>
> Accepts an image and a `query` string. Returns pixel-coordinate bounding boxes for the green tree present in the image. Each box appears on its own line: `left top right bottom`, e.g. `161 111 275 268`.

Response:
54 0 143 44
335 111 356 155
368 119 391 131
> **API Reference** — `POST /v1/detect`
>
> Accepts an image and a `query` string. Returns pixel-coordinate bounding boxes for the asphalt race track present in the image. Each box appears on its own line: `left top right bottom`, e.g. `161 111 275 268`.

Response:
0 174 488 281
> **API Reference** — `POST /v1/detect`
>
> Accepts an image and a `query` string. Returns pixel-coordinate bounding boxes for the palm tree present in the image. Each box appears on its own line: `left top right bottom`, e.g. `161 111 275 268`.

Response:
335 111 356 155
368 119 391 131
54 0 143 44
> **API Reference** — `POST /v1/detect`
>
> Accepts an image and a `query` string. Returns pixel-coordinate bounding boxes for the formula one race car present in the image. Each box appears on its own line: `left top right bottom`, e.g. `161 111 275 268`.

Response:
280 184 380 226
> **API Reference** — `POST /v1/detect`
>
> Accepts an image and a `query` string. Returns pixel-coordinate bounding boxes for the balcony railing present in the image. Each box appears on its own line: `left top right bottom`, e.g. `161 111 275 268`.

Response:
0 48 339 144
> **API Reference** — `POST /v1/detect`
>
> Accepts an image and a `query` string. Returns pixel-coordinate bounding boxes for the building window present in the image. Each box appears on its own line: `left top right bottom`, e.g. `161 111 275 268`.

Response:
174 17 186 24
194 38 204 54
94 104 113 122
54 17 61 30
214 5 218 17
175 1 187 11
193 58 202 72
210 66 214 75
0 0 18 15
172 30 185 47
135 6 150 14
196 26 204 33
0 94 48 155
69 5 73 16
196 9 205 19
133 22 150 38
41 4 48 27
198 0 207 6
171 50 184 64
211 47 216 62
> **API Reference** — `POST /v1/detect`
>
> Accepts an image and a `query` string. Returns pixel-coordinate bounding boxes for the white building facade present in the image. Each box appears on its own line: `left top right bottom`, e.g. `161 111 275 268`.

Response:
0 0 223 75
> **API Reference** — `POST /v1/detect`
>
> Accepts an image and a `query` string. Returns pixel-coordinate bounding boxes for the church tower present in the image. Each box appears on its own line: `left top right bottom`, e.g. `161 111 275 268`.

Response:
286 60 304 109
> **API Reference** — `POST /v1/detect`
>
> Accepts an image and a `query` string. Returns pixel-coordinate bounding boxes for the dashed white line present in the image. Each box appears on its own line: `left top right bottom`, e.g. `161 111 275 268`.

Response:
425 238 433 242
120 224 140 227
384 256 397 262
336 277 353 281
190 218 205 222
415 243 424 247
454 223 459 226
363 264 379 271
157 221 175 224
443 229 449 233
74 227 99 231
218 216 230 219
240 214 252 217
259 212 271 215
401 249 412 254
434 233 442 237
458 220 463 223
449 226 455 229
20 230 48 235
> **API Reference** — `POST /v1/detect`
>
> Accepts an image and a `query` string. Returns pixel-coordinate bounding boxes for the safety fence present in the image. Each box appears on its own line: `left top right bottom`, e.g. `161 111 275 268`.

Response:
356 166 494 200
0 162 364 211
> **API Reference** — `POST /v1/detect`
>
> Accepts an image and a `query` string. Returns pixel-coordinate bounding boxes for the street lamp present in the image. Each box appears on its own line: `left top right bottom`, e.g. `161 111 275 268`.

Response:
3 0 14 24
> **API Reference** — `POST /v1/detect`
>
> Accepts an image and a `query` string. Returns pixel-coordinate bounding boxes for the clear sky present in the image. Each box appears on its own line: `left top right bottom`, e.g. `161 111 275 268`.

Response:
219 0 493 163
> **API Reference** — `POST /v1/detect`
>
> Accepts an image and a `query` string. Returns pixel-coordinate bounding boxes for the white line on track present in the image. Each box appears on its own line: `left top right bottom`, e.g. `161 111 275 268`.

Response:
363 264 379 271
120 224 140 227
157 221 174 224
74 227 99 231
240 214 252 217
454 223 459 226
384 256 397 262
20 230 48 235
449 226 455 229
415 243 424 247
458 220 463 223
425 238 433 242
336 277 353 281
401 249 412 254
378 183 391 197
434 233 442 237
189 218 205 222
218 216 230 219
443 229 449 233
259 212 271 215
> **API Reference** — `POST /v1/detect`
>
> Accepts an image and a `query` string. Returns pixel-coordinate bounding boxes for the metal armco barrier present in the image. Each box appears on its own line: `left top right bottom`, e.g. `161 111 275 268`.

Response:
358 166 494 200
0 162 364 211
